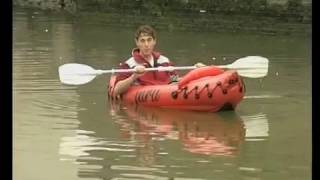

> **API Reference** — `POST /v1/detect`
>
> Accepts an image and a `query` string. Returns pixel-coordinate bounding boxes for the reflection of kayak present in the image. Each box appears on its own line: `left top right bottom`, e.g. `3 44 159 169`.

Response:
110 104 246 156
108 66 245 112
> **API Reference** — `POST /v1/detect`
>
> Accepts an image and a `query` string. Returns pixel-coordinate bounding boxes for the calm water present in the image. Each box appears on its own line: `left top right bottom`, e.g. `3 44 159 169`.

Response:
13 8 311 180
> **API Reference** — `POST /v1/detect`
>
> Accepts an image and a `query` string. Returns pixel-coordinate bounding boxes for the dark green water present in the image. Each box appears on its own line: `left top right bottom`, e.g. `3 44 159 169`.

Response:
13 8 311 180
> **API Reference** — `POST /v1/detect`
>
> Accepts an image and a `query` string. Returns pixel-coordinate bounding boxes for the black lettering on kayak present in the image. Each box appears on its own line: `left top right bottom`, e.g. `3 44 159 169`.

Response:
135 89 160 104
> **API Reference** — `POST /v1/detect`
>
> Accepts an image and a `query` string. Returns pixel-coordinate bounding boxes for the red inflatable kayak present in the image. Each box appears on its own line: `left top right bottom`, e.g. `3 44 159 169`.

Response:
108 66 245 112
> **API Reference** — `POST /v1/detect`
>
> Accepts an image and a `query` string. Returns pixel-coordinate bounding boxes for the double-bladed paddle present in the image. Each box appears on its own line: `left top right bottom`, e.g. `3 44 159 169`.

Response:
58 56 269 85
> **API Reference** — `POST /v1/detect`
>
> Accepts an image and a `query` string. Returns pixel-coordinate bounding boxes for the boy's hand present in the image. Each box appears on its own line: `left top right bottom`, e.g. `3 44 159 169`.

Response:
194 62 206 68
134 65 145 74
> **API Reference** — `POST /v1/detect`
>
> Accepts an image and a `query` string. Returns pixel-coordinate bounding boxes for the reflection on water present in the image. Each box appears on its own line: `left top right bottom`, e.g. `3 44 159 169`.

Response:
111 104 247 157
242 113 269 141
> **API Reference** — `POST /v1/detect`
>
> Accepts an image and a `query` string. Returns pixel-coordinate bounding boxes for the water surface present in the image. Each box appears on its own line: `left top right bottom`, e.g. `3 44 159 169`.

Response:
13 7 311 180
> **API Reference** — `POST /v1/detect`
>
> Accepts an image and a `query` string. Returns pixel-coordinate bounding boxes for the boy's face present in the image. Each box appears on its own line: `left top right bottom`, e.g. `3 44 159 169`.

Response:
135 33 156 57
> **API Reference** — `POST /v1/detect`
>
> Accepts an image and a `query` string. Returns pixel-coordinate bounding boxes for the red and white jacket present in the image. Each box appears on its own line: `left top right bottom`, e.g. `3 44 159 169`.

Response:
115 48 178 85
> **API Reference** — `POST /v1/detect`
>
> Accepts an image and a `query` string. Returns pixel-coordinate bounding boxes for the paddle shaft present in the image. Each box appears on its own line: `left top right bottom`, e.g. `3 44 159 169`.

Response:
95 66 196 75
95 65 257 74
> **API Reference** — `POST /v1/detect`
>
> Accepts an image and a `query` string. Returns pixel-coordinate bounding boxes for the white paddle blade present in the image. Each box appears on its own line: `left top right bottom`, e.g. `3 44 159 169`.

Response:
58 63 98 85
236 68 268 78
228 56 269 78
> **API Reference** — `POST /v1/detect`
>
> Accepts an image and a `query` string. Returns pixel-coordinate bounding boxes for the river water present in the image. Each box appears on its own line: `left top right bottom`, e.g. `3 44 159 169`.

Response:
13 7 311 180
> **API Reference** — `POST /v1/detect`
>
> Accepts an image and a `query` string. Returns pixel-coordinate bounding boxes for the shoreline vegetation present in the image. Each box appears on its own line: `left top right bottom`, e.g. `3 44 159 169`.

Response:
13 0 311 36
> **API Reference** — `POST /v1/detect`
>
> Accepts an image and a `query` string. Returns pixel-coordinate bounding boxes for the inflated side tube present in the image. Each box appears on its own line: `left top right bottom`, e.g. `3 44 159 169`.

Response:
178 66 224 89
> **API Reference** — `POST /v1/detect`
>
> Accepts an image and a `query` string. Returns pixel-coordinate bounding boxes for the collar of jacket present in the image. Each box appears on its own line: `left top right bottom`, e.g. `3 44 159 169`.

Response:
131 48 161 66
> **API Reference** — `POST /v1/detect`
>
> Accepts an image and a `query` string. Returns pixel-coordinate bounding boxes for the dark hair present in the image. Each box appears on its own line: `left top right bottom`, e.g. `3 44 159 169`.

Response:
135 25 156 40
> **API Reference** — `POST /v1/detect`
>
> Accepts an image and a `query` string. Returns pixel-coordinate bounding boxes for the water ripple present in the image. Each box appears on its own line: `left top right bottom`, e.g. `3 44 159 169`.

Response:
244 95 282 99
111 165 162 172
59 132 145 162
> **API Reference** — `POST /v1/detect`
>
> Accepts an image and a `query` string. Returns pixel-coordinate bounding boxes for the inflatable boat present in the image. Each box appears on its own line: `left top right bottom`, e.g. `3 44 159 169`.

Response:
108 66 245 112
